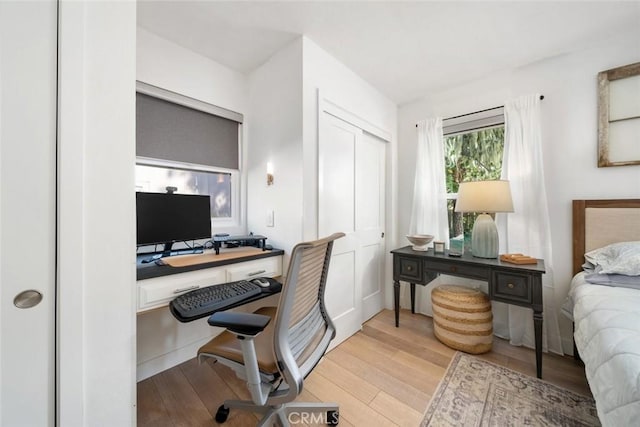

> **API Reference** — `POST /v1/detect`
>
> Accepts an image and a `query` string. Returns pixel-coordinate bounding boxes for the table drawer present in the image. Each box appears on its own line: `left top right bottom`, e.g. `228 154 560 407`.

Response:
396 256 422 282
426 260 490 281
492 271 532 304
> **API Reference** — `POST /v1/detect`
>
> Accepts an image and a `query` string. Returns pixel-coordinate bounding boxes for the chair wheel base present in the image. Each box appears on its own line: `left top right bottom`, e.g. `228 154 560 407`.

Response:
327 410 339 425
215 405 229 423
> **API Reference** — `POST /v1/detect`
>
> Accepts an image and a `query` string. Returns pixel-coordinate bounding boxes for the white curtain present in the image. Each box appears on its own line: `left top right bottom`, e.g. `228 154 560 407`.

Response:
494 94 563 354
405 118 450 315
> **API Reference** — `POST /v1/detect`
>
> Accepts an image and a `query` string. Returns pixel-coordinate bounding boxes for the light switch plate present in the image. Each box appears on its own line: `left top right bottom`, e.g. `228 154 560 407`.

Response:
266 210 274 227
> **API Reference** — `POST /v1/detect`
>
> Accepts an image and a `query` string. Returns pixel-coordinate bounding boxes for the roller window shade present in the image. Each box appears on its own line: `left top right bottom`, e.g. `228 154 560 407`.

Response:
136 93 239 170
443 107 504 136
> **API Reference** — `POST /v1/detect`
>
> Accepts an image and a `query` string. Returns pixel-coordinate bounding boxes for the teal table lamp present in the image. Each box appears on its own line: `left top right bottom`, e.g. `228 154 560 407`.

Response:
454 180 514 258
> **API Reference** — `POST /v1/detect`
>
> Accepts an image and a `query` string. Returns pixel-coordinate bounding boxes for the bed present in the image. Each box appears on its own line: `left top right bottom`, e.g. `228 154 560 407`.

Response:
564 199 640 426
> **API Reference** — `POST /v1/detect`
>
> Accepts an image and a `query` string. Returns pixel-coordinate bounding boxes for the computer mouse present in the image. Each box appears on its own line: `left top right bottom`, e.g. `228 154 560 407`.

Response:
252 278 271 288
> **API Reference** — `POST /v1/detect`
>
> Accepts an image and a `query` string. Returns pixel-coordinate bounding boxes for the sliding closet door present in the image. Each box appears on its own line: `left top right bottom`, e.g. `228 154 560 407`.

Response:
358 131 386 322
319 112 386 348
0 1 57 425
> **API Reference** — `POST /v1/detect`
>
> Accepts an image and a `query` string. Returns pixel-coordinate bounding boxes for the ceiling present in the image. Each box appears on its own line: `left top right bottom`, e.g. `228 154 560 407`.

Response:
137 1 640 105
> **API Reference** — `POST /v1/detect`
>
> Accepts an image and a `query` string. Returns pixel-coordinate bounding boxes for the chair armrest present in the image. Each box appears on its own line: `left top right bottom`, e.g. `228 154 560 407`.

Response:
208 312 271 336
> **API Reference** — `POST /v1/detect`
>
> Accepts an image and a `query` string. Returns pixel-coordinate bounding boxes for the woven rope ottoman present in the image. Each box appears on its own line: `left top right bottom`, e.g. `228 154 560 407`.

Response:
431 285 493 354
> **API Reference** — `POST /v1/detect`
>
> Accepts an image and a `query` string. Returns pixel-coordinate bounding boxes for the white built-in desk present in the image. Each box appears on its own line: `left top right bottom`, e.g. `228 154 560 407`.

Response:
135 248 284 381
136 247 284 312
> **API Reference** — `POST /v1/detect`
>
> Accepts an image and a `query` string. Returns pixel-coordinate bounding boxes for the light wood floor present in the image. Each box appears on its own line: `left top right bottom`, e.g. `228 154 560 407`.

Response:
137 309 592 427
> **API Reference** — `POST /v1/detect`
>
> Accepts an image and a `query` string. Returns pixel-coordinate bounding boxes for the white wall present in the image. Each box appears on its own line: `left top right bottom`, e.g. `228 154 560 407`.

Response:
58 2 136 425
397 27 640 354
246 39 304 259
137 28 247 115
135 29 251 380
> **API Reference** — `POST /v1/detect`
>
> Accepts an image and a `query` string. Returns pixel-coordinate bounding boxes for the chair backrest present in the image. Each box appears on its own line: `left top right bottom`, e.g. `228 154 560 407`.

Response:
272 233 344 400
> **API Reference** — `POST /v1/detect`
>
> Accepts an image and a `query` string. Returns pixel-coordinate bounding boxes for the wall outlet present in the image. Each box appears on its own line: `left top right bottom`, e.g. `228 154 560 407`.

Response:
266 210 274 227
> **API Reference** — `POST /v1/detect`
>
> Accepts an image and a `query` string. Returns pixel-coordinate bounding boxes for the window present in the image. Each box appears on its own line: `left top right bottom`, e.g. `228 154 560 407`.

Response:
444 111 505 246
135 82 244 236
135 159 237 221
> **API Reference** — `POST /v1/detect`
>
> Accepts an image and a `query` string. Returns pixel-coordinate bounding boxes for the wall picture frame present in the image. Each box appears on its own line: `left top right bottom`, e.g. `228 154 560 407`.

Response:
597 62 640 167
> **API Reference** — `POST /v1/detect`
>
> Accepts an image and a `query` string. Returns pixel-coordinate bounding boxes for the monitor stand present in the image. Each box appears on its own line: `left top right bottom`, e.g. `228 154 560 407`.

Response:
161 241 174 258
140 242 203 264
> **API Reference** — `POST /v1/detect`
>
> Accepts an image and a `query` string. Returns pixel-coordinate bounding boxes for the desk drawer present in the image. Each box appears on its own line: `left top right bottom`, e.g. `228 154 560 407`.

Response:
396 256 422 282
225 257 282 282
138 268 226 312
492 271 532 304
426 260 490 281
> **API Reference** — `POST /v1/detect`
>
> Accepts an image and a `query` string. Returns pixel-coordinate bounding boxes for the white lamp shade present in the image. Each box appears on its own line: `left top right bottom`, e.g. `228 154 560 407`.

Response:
454 180 514 213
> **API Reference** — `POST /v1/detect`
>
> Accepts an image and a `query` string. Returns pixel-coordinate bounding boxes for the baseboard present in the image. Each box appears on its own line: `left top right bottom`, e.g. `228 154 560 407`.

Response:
562 336 576 357
136 336 213 382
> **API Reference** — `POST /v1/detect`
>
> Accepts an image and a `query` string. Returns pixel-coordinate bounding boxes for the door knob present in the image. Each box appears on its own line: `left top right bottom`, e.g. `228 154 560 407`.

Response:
13 290 43 309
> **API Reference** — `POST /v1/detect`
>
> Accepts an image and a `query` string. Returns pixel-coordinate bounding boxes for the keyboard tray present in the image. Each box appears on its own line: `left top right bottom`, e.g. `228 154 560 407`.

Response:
169 277 282 323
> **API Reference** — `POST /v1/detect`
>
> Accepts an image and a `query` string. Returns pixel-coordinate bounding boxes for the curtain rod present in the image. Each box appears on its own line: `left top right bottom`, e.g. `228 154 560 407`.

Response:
415 95 544 127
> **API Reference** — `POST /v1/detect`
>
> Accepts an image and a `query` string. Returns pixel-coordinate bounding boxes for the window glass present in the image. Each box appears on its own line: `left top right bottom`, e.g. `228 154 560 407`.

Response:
135 163 232 219
445 126 505 246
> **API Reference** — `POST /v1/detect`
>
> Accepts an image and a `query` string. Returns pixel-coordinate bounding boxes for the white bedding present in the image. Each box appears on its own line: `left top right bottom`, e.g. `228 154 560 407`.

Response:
567 272 640 426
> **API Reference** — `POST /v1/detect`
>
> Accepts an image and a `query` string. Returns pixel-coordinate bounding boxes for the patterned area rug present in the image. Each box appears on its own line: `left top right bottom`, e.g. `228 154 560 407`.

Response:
421 352 600 426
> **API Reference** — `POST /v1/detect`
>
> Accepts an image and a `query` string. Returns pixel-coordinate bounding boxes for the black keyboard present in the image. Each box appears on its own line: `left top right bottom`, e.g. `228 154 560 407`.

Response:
171 280 263 320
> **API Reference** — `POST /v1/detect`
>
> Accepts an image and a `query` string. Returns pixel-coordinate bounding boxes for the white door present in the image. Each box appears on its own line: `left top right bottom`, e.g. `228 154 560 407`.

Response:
319 112 386 347
357 132 386 322
0 1 57 425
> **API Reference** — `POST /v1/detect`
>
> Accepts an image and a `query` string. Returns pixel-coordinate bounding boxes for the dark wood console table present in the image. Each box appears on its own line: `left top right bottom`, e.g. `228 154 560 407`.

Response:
391 246 546 378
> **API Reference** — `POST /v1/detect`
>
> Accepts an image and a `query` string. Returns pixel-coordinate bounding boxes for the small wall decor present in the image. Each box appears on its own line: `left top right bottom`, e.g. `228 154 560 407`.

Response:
598 61 640 167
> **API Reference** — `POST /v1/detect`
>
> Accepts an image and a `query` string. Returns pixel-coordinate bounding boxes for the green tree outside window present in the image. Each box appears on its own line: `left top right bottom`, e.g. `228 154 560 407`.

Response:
445 127 504 243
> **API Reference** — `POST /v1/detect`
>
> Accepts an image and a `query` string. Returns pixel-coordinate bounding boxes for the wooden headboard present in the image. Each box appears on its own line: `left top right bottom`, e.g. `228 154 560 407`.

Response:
572 199 640 275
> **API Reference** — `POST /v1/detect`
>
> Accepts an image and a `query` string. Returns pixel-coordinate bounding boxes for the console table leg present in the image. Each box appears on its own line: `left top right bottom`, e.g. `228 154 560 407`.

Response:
534 310 543 378
410 283 416 314
394 280 400 327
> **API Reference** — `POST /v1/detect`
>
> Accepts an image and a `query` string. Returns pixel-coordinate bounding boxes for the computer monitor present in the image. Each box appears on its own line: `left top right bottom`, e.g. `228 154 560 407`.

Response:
136 192 212 255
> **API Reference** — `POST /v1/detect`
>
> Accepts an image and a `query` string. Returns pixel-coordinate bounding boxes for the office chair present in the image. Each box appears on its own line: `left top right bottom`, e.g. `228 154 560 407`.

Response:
198 232 345 426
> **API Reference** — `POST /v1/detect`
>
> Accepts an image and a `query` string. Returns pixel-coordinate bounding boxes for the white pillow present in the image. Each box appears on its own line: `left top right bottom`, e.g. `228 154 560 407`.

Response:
584 241 640 276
